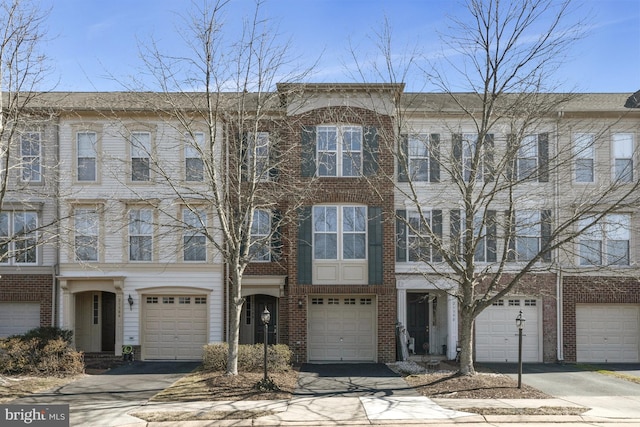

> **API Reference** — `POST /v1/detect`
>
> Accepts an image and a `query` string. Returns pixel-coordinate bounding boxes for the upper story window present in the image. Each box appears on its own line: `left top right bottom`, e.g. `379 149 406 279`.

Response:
612 133 634 183
130 131 151 182
247 132 270 181
508 133 549 183
518 136 538 180
574 133 595 183
77 132 97 182
396 209 442 263
317 125 362 177
249 209 271 262
514 210 540 261
462 133 482 182
183 208 207 262
74 208 98 262
449 209 497 263
398 134 441 182
313 205 366 260
0 212 38 264
129 208 153 261
185 132 205 182
20 132 41 182
579 213 630 266
452 133 494 183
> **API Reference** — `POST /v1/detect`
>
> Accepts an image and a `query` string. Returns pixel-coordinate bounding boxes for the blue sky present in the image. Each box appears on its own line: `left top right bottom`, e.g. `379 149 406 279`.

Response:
41 0 640 93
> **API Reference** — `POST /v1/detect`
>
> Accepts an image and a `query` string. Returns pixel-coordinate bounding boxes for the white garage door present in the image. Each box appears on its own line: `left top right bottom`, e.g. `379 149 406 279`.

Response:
475 298 540 363
143 295 208 360
576 305 639 363
0 302 40 337
308 295 376 362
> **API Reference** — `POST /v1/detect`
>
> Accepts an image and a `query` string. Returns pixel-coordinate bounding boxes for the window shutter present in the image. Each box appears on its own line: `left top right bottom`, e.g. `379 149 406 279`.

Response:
398 134 409 182
486 210 497 262
297 207 313 284
541 209 552 262
484 133 495 182
429 133 440 182
269 133 279 180
450 209 461 259
301 126 316 177
432 209 442 262
506 210 516 262
240 132 248 182
538 133 549 182
363 126 379 176
271 210 282 261
506 134 517 181
368 206 383 285
396 210 407 262
452 134 462 181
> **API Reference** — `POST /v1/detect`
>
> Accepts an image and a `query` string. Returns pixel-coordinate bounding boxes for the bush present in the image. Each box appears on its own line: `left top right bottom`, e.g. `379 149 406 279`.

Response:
203 343 292 372
0 328 83 377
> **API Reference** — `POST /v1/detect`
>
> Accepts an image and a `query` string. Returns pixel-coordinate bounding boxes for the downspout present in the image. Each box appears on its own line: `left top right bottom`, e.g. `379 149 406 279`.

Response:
52 115 60 328
555 110 564 362
225 120 230 342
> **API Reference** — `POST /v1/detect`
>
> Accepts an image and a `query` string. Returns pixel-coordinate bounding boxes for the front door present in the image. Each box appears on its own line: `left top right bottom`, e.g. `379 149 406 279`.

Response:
254 295 277 344
101 292 116 351
407 293 429 354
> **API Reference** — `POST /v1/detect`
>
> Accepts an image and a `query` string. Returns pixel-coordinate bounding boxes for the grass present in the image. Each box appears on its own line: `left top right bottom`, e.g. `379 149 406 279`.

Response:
0 376 77 403
576 364 640 385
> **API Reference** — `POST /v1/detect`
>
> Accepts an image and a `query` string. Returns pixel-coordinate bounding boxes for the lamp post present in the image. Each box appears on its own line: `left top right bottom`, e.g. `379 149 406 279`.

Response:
515 310 525 389
261 307 271 383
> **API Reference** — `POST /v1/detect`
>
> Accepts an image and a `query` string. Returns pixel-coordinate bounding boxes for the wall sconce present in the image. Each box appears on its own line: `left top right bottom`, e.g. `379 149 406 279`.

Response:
298 299 303 308
128 294 134 311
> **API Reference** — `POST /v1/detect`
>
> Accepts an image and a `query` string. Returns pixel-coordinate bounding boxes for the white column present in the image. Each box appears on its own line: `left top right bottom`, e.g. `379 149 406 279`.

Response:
396 288 407 327
447 294 458 360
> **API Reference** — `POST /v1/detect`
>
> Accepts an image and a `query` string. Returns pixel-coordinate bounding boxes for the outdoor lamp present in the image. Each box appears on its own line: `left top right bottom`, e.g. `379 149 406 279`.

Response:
261 307 271 325
128 294 134 310
515 310 525 329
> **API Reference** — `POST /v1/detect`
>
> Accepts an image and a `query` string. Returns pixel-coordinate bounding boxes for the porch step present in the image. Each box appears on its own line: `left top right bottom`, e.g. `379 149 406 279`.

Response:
83 352 127 371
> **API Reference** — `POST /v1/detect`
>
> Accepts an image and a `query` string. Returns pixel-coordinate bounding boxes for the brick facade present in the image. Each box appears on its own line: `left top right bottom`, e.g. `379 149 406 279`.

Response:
562 276 640 362
0 273 54 328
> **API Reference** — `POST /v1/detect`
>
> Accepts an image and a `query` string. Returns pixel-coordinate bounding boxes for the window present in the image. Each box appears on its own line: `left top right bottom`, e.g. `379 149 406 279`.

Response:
574 133 595 183
462 133 483 182
455 211 494 263
0 212 37 264
247 132 270 181
613 133 634 183
249 209 271 262
129 208 153 261
579 214 630 266
130 131 151 181
408 134 430 181
20 132 41 182
75 208 98 261
77 132 97 182
514 210 540 261
518 135 538 180
317 125 362 177
313 205 366 260
183 208 206 261
185 132 204 182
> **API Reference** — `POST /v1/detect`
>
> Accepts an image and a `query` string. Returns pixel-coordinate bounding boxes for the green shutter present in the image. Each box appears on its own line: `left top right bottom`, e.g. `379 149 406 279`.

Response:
484 133 494 182
432 209 442 262
363 126 378 176
240 132 248 182
506 134 517 181
506 210 516 262
398 134 409 182
301 126 316 177
538 133 549 182
541 209 552 262
297 207 313 284
450 209 461 259
271 210 282 261
486 210 497 262
368 207 383 285
452 134 462 181
396 210 407 262
269 133 279 180
429 134 440 182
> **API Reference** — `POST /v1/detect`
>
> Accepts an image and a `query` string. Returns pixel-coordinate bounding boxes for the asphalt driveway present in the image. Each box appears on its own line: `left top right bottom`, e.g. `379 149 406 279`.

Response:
12 361 199 426
483 362 640 418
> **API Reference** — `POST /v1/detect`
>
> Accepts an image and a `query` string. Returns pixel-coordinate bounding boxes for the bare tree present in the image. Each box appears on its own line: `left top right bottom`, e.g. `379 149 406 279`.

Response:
354 0 640 375
116 0 316 375
0 0 56 262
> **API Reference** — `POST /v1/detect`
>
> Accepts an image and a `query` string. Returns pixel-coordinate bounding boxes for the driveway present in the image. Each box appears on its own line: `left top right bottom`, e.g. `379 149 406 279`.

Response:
12 361 199 427
483 362 640 418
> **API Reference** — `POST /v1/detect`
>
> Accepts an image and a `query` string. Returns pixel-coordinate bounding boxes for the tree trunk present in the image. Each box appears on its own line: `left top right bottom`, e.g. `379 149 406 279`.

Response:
458 305 476 376
226 270 243 376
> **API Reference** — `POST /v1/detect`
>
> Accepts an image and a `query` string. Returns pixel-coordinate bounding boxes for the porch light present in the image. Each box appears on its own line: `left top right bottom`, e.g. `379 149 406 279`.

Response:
128 294 134 310
515 310 525 330
261 307 271 325
515 310 525 389
255 307 278 391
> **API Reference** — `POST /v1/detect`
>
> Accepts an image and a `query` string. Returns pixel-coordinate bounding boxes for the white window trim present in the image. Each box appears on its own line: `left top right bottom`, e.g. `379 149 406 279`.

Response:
406 209 434 262
0 211 38 265
313 205 367 261
74 208 99 262
578 213 631 266
247 132 270 182
130 130 153 182
19 131 42 183
514 210 541 262
128 208 154 262
462 133 483 182
612 132 634 183
573 133 595 183
185 131 205 182
249 209 271 262
316 125 363 177
518 135 539 181
408 134 430 182
182 208 207 262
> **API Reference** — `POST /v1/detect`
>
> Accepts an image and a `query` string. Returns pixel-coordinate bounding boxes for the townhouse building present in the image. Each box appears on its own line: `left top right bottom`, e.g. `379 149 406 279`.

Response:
2 86 638 365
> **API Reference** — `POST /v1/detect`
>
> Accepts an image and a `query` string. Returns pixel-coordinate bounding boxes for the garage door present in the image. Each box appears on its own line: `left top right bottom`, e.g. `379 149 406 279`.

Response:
143 295 208 360
0 302 40 337
475 298 540 363
576 305 639 363
308 296 376 362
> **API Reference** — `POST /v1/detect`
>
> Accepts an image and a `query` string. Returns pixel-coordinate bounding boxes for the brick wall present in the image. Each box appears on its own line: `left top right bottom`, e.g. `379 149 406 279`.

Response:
562 275 640 362
0 274 54 327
